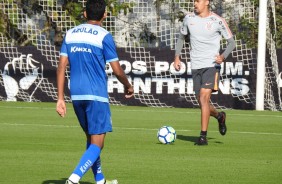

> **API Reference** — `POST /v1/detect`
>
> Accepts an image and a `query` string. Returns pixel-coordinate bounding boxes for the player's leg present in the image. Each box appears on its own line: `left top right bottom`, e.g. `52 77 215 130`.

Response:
199 88 212 132
89 134 107 184
68 134 104 184
91 156 105 184
210 104 219 117
194 88 212 145
207 66 227 136
195 67 223 145
192 69 208 145
86 137 106 184
87 101 117 184
66 100 112 184
209 104 226 135
88 135 118 184
87 139 106 184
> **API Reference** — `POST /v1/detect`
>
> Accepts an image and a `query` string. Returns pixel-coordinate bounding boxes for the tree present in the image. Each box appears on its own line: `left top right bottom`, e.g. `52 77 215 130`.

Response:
275 0 282 48
0 0 281 48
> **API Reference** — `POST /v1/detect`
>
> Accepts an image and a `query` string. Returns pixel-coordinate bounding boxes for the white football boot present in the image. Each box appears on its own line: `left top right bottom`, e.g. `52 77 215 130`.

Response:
105 179 118 184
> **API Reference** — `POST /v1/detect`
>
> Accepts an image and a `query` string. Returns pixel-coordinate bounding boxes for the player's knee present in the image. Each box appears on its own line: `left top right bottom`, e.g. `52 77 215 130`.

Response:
199 94 210 105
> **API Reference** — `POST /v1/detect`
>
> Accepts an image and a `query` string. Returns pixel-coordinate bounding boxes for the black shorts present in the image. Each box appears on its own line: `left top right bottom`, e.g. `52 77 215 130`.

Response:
192 67 220 95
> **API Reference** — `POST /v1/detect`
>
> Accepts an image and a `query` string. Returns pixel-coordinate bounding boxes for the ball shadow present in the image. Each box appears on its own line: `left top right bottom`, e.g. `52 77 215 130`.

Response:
42 178 92 184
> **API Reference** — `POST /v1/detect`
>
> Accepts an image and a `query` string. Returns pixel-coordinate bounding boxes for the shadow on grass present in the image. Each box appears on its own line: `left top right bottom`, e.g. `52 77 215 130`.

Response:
177 134 199 143
177 134 223 144
42 178 92 184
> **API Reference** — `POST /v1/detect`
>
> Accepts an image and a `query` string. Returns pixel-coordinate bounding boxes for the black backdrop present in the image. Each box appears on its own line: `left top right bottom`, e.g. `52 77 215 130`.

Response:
0 46 281 110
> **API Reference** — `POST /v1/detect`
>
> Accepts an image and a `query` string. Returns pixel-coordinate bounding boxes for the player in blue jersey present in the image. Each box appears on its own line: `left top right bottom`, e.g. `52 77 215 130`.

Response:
174 0 235 145
56 0 133 183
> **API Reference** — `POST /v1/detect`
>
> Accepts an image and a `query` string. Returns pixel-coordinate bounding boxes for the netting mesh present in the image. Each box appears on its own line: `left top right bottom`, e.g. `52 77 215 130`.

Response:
0 0 281 110
264 0 281 110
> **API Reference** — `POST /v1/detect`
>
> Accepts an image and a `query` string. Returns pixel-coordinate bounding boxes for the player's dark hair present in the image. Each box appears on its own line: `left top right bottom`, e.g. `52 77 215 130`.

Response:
86 0 106 21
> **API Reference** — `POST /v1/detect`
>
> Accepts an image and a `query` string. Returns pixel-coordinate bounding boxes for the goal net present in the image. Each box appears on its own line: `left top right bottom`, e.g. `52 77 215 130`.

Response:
263 0 281 111
0 0 281 110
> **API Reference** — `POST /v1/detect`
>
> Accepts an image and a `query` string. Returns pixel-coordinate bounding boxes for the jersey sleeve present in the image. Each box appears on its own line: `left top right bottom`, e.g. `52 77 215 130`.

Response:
60 37 68 57
102 33 119 63
218 18 233 39
180 15 189 35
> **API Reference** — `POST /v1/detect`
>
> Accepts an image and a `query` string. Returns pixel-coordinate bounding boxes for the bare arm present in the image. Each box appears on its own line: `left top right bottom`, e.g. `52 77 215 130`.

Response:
56 56 69 117
110 61 134 98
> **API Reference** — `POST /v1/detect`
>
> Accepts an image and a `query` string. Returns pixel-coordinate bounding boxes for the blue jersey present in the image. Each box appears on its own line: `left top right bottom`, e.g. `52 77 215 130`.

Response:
60 24 118 103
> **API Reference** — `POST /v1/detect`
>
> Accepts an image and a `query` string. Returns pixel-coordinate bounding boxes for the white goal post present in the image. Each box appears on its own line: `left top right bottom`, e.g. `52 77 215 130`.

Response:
256 0 267 110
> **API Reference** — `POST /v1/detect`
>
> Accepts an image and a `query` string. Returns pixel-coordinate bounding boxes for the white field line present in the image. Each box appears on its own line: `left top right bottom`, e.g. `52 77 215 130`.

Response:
115 110 282 118
2 122 282 136
0 105 282 118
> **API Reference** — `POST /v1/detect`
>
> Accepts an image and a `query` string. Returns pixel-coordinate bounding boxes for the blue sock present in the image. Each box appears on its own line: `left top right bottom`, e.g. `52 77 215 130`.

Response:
86 143 105 182
92 156 105 182
72 144 101 178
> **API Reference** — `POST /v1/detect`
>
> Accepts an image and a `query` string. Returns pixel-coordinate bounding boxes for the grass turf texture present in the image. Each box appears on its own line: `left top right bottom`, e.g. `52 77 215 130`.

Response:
0 101 282 184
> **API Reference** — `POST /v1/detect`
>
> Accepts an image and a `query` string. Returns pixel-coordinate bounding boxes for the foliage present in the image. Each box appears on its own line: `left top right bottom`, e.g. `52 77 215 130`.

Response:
0 0 281 48
64 1 84 25
229 16 259 48
105 0 134 16
139 24 157 46
275 0 282 48
225 0 281 48
0 10 6 35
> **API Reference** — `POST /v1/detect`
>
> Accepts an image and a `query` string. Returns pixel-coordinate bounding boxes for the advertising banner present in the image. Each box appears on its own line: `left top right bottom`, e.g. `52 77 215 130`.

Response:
0 47 281 109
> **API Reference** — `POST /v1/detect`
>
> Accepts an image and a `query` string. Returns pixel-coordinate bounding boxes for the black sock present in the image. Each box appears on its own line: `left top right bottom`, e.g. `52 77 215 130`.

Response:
200 131 207 137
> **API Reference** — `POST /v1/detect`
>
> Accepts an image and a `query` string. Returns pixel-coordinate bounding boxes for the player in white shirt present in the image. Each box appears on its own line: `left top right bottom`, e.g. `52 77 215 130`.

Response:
174 0 235 145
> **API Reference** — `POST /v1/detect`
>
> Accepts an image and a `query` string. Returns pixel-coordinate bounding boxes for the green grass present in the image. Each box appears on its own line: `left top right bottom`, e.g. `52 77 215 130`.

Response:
0 102 282 184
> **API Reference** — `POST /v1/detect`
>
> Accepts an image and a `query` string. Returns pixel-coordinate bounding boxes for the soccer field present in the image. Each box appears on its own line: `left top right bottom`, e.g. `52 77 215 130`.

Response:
0 102 281 184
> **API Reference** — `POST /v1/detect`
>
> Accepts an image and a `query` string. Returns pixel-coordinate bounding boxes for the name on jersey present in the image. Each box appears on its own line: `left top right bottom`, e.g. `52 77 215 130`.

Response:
71 46 92 53
72 27 98 35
